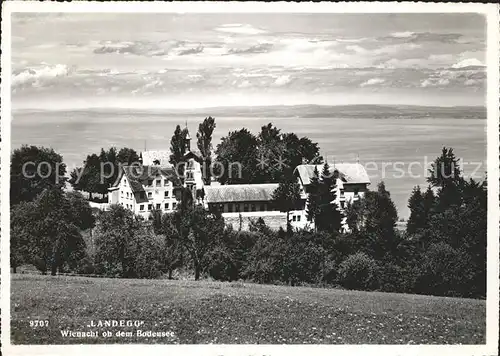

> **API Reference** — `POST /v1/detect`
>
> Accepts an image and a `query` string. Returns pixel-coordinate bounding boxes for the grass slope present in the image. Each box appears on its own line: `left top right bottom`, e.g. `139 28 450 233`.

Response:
11 274 485 345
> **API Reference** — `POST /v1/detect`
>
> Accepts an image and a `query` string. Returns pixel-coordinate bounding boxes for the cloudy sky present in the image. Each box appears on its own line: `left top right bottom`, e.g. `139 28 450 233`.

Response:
11 13 486 110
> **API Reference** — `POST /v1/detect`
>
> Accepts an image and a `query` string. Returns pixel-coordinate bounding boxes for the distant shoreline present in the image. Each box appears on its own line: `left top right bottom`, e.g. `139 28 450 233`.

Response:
11 104 487 120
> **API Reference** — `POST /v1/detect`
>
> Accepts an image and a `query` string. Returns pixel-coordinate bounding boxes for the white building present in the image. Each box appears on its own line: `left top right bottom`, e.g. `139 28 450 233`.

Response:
203 183 288 230
108 125 206 218
292 163 371 231
108 165 182 219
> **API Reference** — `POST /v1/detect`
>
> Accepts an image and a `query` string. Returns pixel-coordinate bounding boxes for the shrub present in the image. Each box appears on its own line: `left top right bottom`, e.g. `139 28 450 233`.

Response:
414 242 475 297
376 262 411 293
243 234 285 284
206 246 238 281
338 252 378 290
284 233 325 285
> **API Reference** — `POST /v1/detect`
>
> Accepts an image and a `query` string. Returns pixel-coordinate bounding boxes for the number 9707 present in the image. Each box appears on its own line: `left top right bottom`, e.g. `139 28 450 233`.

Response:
29 320 49 328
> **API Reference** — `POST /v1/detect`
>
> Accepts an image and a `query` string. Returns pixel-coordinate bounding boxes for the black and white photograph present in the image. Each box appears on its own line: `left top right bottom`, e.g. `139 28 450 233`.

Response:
1 2 499 355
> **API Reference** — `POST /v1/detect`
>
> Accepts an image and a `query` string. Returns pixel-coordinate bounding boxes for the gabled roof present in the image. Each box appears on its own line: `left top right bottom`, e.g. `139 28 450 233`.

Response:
111 165 181 193
141 150 172 167
204 183 279 203
295 163 370 185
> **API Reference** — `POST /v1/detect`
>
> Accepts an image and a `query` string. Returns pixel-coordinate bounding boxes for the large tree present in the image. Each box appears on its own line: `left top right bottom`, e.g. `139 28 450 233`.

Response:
427 147 463 210
197 116 216 184
117 147 140 165
406 186 425 235
10 188 90 275
93 204 143 277
282 133 322 169
11 145 67 206
160 204 224 280
214 128 259 184
69 147 140 199
271 178 301 232
306 166 321 229
316 163 342 233
255 123 287 182
170 125 188 178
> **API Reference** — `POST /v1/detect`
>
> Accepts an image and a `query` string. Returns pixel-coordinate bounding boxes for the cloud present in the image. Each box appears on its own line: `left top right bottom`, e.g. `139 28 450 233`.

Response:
421 78 450 87
385 32 462 43
93 41 169 56
178 46 204 56
215 24 267 35
360 78 385 87
273 75 292 87
391 31 414 38
452 58 484 69
12 64 70 87
228 43 273 55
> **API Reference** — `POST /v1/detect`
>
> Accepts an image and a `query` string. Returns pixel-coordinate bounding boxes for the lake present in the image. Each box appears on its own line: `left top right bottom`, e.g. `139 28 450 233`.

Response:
11 110 487 218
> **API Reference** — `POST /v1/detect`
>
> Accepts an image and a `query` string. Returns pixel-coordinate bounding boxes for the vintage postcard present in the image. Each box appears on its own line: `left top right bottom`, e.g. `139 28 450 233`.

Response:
1 2 499 356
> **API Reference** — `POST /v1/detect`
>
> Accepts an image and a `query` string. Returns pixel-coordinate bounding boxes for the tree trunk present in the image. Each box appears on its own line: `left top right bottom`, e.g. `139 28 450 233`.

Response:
51 261 57 276
194 264 201 281
12 264 17 274
168 269 173 280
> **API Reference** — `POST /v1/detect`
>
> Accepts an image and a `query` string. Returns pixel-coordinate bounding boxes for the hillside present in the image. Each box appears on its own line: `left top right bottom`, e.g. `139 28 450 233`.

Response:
11 274 485 344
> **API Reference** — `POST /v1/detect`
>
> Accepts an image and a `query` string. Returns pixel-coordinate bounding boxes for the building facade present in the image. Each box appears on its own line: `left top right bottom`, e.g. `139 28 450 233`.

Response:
203 183 288 230
293 163 371 231
108 165 181 219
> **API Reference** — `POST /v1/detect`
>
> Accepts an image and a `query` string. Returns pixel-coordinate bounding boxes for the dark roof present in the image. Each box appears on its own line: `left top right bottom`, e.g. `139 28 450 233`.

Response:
295 163 370 185
111 165 181 193
204 184 279 203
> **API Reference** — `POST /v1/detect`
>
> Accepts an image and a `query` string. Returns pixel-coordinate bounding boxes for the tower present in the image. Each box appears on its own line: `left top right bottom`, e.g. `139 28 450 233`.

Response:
184 121 191 153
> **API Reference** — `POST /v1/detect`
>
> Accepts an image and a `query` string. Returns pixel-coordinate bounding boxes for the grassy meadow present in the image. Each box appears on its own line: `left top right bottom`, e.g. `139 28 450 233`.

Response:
10 274 485 344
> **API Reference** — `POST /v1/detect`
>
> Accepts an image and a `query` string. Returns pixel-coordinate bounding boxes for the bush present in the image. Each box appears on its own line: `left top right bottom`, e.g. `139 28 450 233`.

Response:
285 232 325 285
414 242 475 297
243 234 285 284
206 246 238 281
338 252 378 290
376 262 411 293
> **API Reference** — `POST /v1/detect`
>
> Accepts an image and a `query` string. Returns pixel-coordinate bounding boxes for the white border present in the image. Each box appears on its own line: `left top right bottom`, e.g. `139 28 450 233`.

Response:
1 2 499 356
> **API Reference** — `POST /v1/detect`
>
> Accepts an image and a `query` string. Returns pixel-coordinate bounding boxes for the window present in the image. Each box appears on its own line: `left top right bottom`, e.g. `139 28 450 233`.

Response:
227 203 233 213
165 203 169 209
251 204 256 212
172 202 177 209
297 215 301 222
256 204 261 211
126 192 129 198
164 179 169 186
341 201 345 209
243 204 249 212
148 204 152 211
140 205 144 211
235 204 240 212
148 192 152 199
148 180 153 186
164 191 169 198
124 179 127 186
121 191 123 197
156 179 161 187
156 203 161 210
293 215 297 222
